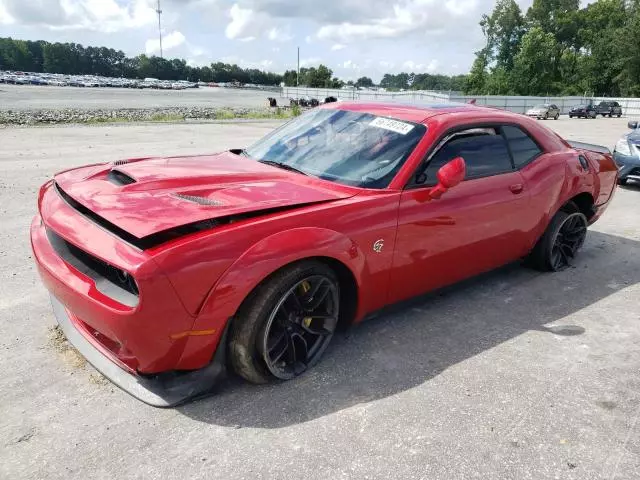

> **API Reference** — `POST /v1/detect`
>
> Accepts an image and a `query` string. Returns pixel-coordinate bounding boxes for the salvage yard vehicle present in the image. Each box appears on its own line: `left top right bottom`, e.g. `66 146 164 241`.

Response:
31 101 618 407
595 101 622 118
525 103 560 120
569 104 597 118
613 120 640 185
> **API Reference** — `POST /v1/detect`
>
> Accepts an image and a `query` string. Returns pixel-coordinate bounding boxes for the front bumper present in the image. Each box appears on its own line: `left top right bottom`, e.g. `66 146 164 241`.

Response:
50 295 226 407
613 152 640 181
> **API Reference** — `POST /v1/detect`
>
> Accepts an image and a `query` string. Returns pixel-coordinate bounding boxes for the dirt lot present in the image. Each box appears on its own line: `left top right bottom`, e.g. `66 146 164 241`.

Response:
1 116 639 480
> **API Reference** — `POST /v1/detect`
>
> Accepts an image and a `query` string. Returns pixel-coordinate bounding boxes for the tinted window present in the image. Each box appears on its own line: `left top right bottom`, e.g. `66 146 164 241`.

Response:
423 130 512 183
502 125 542 167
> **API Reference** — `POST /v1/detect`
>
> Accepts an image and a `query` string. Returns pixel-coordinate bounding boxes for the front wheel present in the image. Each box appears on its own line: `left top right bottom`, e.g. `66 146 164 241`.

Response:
527 210 588 271
618 178 628 185
554 113 559 120
229 261 340 384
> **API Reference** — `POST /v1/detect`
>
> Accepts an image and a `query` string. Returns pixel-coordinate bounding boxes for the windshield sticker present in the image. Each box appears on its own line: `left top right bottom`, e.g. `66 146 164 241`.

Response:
369 117 415 135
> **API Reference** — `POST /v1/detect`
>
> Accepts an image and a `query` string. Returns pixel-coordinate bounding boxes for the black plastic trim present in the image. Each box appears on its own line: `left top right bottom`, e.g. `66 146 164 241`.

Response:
46 228 139 307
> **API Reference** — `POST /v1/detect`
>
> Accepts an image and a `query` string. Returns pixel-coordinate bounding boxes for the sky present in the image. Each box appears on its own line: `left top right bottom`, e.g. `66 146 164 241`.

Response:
0 0 534 82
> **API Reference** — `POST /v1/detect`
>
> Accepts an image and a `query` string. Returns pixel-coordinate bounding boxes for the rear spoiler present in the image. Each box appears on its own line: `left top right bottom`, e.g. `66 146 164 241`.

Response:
567 140 611 155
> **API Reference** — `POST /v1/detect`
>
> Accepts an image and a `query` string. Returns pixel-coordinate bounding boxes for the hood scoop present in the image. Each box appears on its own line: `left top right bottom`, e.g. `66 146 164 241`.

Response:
107 169 136 186
171 193 225 206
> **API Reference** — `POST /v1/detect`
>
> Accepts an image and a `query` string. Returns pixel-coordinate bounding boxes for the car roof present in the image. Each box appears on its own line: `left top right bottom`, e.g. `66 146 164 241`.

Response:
322 100 518 124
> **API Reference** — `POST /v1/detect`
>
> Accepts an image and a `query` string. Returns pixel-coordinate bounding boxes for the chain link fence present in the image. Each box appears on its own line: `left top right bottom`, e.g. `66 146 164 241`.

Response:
280 87 640 117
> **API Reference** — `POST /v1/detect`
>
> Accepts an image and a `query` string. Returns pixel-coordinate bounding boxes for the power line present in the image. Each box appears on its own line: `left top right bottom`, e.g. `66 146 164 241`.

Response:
156 0 163 58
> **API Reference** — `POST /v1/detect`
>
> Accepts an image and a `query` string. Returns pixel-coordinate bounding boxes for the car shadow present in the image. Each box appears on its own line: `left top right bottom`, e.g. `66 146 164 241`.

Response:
619 181 640 191
178 231 640 428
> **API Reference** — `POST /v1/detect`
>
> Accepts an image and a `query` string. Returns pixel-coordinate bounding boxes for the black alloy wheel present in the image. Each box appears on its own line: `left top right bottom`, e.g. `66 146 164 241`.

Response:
259 275 339 380
549 212 588 270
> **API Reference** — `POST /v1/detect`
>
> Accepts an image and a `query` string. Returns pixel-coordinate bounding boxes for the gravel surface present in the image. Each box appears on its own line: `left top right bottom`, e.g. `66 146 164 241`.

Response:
0 117 639 480
0 84 273 111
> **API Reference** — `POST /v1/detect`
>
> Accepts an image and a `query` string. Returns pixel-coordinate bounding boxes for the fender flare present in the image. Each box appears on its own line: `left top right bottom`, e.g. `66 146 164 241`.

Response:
190 227 368 333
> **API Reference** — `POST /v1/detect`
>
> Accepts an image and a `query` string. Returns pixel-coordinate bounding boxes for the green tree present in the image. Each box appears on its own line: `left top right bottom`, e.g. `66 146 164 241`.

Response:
355 76 374 88
511 27 558 94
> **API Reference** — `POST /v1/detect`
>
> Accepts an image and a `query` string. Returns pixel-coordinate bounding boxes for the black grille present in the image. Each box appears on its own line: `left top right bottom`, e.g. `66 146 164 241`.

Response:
172 193 224 206
107 169 136 186
46 228 139 307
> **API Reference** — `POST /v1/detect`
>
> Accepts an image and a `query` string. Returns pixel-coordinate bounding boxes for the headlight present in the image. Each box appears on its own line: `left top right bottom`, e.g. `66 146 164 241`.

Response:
615 138 631 156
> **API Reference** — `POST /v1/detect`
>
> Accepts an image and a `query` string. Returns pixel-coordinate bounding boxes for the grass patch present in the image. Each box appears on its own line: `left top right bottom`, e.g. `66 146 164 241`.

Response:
149 113 186 122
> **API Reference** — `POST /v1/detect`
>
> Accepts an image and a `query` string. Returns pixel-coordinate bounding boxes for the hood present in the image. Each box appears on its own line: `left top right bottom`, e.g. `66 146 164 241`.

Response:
54 151 358 240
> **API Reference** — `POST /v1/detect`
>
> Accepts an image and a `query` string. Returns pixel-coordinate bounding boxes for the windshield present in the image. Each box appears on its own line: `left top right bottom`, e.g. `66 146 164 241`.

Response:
534 104 547 109
244 108 426 189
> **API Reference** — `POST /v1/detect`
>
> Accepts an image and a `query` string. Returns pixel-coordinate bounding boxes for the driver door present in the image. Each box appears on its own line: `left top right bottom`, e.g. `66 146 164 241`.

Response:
389 126 532 303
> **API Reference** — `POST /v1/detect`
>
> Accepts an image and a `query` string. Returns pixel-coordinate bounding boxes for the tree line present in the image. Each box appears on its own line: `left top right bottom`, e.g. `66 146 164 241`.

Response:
0 38 283 85
466 0 640 96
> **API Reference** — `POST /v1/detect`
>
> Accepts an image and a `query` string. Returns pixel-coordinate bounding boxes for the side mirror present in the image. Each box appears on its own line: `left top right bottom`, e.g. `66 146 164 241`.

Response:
628 121 638 129
428 157 466 200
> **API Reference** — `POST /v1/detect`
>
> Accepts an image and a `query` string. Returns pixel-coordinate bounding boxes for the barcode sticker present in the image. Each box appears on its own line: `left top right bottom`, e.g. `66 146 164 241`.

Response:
369 117 415 135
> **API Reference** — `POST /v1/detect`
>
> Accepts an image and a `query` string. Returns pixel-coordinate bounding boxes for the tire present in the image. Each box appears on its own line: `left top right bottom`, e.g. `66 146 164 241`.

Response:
527 208 588 272
618 178 628 185
554 113 559 120
228 260 340 384
617 114 622 118
569 115 573 119
544 113 548 120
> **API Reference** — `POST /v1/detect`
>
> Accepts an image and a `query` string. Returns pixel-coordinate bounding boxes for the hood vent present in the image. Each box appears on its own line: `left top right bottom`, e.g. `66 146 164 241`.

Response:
107 169 136 186
172 193 224 206
113 159 131 166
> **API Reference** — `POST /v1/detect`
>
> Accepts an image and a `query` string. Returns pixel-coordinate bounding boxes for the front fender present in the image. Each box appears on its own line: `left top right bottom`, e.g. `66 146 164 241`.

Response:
175 227 367 369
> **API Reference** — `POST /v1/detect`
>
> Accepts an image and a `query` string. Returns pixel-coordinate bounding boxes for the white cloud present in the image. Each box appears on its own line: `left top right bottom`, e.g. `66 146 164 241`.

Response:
316 0 480 43
305 35 312 43
225 3 255 40
401 59 440 73
379 60 395 69
331 44 345 51
0 3 15 24
239 36 255 42
267 26 292 42
300 56 321 67
0 0 157 32
145 30 186 55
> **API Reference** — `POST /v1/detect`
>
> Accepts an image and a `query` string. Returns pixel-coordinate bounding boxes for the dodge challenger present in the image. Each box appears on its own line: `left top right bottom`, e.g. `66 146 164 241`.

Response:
31 101 618 406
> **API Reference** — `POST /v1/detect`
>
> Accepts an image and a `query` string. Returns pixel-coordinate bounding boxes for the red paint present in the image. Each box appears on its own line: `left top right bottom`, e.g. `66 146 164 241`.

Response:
31 102 617 375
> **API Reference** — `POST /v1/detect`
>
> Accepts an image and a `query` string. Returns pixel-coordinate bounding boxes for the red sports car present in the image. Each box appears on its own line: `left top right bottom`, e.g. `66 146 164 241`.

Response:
31 102 618 406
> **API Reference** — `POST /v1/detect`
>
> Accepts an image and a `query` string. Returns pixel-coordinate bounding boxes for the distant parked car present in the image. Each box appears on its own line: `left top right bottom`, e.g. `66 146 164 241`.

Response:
595 101 622 118
569 104 597 119
612 120 640 185
526 104 560 120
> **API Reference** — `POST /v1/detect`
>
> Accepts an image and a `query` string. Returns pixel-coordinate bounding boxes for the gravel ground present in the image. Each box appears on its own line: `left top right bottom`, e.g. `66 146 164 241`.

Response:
0 84 272 111
0 116 639 480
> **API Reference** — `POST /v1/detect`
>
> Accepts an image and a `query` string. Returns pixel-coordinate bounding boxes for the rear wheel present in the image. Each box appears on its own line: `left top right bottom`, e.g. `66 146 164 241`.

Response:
527 209 588 272
229 261 340 384
569 115 573 118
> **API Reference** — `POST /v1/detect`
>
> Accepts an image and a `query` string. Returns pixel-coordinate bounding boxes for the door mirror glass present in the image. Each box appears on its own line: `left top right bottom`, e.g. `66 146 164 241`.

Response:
628 121 638 129
429 157 466 199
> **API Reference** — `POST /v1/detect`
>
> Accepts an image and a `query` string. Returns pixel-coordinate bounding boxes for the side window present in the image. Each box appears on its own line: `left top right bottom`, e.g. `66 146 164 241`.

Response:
422 128 513 183
502 125 542 168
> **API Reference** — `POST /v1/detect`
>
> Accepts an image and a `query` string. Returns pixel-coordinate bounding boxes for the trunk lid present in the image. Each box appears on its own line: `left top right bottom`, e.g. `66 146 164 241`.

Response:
54 151 358 239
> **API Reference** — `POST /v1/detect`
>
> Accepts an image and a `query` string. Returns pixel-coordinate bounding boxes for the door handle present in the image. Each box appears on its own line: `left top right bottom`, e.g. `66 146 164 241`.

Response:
509 184 524 194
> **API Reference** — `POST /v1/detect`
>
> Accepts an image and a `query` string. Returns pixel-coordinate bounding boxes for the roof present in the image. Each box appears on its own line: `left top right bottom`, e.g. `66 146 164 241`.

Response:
324 100 506 123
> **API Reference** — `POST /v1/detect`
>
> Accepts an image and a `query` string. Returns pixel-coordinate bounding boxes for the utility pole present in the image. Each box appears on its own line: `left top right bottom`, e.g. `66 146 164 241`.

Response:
297 46 299 87
156 0 163 58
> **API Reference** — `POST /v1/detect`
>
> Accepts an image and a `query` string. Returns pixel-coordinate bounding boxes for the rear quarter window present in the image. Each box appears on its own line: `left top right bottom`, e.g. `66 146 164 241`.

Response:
502 126 542 168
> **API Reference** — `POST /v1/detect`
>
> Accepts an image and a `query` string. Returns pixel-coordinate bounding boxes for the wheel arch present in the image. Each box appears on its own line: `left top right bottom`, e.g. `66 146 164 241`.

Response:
563 192 596 219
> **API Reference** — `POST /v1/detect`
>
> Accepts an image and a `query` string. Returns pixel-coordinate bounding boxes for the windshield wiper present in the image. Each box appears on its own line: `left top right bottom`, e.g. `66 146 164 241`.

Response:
259 160 308 176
